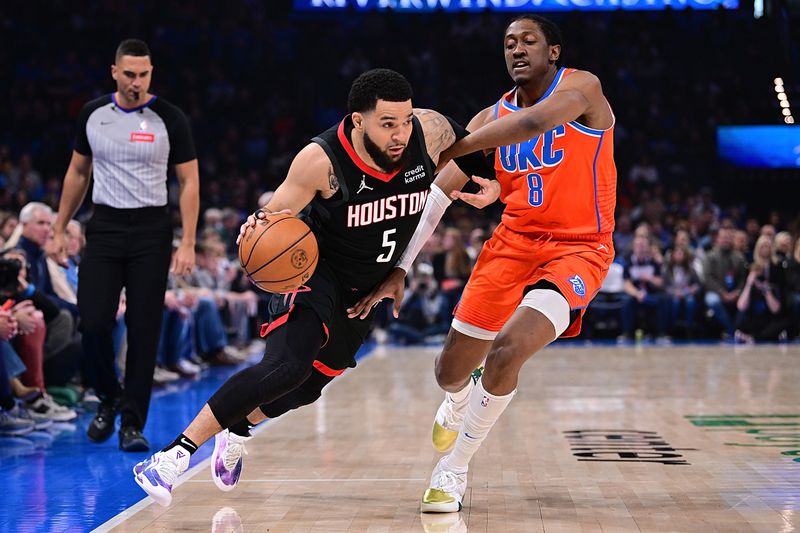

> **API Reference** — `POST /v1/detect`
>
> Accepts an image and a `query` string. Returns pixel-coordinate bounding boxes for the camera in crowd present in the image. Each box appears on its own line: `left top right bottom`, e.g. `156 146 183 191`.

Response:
0 257 22 301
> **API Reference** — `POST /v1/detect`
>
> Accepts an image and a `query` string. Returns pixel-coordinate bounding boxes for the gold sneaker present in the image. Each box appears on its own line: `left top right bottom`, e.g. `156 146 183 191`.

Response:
421 457 467 513
432 367 483 453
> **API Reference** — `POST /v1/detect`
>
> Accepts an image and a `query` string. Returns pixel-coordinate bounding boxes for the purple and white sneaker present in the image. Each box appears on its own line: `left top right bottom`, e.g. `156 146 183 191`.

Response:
212 429 251 492
133 446 191 506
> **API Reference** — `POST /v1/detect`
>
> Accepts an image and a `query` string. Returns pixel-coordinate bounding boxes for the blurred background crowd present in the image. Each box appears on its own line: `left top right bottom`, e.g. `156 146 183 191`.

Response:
0 1 797 436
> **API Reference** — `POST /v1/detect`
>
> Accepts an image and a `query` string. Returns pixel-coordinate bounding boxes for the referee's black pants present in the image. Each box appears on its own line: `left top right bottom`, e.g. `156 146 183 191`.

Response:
78 205 172 430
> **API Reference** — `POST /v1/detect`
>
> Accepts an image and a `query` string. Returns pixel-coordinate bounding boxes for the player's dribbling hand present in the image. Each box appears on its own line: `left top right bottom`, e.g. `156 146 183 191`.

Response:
236 209 292 245
347 267 406 320
449 176 501 208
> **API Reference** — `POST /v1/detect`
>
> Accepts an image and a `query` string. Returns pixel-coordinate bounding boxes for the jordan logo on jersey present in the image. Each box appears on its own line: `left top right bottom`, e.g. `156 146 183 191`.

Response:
346 189 429 228
357 175 374 194
499 124 565 172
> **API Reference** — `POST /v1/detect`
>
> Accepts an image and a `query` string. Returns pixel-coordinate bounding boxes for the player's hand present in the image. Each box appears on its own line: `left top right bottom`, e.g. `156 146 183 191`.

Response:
171 241 195 276
49 230 69 267
236 209 292 245
347 267 406 320
449 176 501 208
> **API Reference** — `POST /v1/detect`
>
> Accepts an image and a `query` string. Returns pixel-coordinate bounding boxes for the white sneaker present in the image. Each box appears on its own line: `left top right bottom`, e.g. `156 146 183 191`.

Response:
26 395 77 422
153 366 181 385
432 367 482 453
420 457 467 513
212 429 251 492
133 446 191 506
169 359 201 377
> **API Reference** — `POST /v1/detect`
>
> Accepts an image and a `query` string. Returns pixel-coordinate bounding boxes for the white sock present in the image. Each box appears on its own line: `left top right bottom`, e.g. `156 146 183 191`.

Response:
447 377 474 405
447 365 485 405
444 378 516 472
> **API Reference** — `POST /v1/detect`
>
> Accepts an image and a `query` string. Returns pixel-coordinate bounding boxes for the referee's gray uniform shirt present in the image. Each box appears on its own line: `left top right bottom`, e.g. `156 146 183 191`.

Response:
75 94 196 206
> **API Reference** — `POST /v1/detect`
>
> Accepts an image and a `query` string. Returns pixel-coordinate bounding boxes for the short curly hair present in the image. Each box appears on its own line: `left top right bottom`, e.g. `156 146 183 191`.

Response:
347 68 413 114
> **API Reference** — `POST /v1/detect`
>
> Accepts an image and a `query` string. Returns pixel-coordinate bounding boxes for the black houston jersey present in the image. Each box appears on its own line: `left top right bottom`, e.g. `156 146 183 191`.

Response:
308 115 435 292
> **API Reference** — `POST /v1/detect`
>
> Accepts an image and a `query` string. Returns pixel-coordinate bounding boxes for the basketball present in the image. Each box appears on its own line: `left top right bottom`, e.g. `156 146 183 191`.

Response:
238 213 318 293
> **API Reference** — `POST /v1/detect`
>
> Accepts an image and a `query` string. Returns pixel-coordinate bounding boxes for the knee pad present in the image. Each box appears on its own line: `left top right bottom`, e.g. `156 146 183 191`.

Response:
518 288 570 339
251 357 312 402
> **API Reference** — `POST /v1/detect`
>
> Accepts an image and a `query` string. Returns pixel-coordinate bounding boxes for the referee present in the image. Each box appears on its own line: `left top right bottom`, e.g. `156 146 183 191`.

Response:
52 39 199 452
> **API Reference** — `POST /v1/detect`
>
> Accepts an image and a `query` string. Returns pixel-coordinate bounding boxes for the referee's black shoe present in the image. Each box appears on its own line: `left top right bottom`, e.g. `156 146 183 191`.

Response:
87 402 118 443
120 426 150 452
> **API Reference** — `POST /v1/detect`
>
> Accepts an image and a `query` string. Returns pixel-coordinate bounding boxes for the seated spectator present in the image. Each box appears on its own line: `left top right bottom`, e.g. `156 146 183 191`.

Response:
389 263 449 345
620 236 669 341
787 238 800 339
672 229 704 278
3 249 82 405
0 212 17 249
441 228 471 312
773 232 792 266
735 236 791 343
664 246 701 337
62 220 84 293
169 244 249 367
156 290 201 379
733 230 750 263
466 228 486 263
582 262 626 339
190 241 257 352
702 227 746 339
613 214 634 258
11 202 79 316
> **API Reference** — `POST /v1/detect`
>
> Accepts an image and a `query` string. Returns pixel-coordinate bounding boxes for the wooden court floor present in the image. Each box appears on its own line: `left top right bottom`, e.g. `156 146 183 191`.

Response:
111 343 800 532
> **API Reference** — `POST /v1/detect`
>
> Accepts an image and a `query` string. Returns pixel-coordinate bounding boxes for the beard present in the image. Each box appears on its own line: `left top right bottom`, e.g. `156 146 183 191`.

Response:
363 130 409 173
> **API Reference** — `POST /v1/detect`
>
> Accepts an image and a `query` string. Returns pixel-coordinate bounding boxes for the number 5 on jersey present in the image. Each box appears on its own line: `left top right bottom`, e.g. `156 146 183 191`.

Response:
376 228 396 263
527 173 544 207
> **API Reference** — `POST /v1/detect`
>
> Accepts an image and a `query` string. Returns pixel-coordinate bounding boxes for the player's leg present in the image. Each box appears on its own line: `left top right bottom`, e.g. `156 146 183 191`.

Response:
429 226 538 453
423 239 614 512
431 328 492 452
422 287 570 512
134 305 326 506
210 303 361 493
211 370 335 492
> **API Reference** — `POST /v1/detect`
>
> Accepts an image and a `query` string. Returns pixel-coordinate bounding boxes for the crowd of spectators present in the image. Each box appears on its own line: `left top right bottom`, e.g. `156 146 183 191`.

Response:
1 4 797 438
0 203 262 437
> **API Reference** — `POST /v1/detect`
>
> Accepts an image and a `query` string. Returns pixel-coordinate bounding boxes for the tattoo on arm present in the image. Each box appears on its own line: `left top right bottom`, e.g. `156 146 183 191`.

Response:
328 164 339 191
414 109 455 162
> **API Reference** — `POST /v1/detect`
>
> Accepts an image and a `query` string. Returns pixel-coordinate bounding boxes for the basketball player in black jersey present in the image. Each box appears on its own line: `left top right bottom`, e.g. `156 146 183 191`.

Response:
134 69 500 506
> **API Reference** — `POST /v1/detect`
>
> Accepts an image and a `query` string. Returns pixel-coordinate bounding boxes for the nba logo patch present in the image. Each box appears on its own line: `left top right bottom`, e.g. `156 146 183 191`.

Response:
481 396 489 407
568 274 586 297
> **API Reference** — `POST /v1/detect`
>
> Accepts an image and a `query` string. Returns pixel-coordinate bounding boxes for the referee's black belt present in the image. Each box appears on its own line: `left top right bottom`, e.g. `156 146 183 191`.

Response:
94 204 169 221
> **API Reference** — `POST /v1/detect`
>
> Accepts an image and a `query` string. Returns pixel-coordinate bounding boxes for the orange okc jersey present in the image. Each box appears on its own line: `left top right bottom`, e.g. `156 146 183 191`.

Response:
494 67 616 237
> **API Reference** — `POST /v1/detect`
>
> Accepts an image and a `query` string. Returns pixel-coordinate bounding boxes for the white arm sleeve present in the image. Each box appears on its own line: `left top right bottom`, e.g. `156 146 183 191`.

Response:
395 184 451 273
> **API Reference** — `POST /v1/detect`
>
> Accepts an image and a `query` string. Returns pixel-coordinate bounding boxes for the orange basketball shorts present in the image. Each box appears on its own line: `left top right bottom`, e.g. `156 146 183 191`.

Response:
454 223 615 338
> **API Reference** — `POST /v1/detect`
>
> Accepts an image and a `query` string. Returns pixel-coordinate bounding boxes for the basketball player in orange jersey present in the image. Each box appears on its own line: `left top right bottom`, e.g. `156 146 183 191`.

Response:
132 69 500 506
350 15 616 512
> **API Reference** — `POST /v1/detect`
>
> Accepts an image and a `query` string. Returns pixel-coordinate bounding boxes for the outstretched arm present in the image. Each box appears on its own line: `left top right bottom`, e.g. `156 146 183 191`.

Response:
441 71 611 161
236 143 329 245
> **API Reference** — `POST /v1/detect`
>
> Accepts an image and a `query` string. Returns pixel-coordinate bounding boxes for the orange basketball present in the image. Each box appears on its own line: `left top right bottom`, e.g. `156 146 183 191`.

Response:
238 213 318 293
